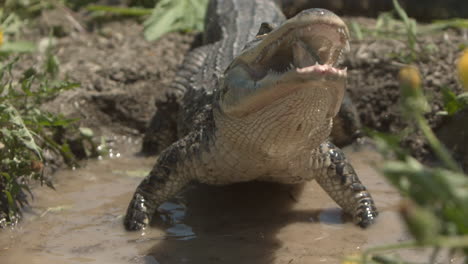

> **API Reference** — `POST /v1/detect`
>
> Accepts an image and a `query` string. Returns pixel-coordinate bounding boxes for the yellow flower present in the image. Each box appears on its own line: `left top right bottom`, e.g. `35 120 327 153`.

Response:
398 65 429 113
457 48 468 90
398 65 421 92
0 29 3 46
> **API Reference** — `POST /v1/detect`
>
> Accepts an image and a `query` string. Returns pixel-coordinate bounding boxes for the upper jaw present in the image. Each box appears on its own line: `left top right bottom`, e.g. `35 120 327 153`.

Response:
229 8 350 82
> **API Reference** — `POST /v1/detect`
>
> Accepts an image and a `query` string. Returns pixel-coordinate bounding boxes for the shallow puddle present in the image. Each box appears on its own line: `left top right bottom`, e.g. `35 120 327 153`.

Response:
0 142 456 264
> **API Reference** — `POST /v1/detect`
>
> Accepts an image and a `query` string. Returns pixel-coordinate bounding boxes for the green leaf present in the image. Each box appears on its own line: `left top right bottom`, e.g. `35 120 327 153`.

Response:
393 0 409 25
20 76 34 96
0 172 11 182
432 18 468 29
32 113 76 127
3 190 15 210
368 129 408 159
3 103 42 158
44 53 59 78
21 67 37 81
143 0 208 41
0 41 37 53
441 86 466 115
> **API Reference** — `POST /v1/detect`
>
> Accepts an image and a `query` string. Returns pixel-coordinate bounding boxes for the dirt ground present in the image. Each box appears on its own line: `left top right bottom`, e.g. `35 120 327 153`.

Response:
24 10 196 137
342 18 466 162
17 9 468 167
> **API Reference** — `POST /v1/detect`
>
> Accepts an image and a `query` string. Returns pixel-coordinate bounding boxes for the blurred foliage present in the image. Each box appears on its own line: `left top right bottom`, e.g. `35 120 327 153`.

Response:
349 2 468 65
2 0 99 14
86 0 208 41
0 3 37 54
436 49 468 117
349 0 443 63
391 0 420 61
432 18 468 30
439 86 468 116
143 0 208 41
3 0 207 42
349 0 422 41
1 0 53 18
345 63 468 263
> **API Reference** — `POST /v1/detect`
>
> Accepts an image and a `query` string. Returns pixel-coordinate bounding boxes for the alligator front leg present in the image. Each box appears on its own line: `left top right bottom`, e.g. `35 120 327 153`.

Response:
314 141 378 227
125 133 203 231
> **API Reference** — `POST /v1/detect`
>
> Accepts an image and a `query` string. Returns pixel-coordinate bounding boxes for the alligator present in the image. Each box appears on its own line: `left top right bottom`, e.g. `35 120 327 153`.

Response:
124 0 377 231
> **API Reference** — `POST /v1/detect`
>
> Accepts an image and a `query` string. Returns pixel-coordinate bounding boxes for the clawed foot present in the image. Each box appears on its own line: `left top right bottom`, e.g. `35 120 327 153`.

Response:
124 193 151 231
354 203 378 228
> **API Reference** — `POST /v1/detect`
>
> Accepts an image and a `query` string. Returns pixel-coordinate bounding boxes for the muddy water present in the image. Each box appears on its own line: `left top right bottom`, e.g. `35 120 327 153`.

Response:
0 143 444 264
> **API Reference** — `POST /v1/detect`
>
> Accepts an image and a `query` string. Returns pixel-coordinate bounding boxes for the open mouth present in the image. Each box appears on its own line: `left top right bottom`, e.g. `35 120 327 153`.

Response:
245 21 349 81
219 9 350 117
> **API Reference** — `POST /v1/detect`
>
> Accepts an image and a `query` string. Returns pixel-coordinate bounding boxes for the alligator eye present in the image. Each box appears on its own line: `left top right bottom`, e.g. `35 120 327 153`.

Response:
256 22 274 37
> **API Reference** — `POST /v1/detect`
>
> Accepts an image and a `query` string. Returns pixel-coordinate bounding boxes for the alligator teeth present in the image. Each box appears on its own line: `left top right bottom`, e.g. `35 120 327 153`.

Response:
296 64 347 77
345 40 350 52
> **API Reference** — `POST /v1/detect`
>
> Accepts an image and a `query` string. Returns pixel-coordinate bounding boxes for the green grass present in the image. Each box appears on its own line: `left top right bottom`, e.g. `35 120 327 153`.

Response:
349 0 442 63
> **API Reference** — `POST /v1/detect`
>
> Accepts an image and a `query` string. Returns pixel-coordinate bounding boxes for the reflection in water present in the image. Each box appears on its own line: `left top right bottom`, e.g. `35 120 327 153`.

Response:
316 208 345 225
0 144 448 264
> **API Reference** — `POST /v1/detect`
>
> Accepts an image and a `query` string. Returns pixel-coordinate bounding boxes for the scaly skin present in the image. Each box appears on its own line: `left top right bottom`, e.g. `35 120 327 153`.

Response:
125 0 377 231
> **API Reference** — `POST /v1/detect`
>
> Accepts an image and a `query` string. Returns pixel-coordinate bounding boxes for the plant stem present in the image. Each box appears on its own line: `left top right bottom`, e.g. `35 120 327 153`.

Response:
415 113 461 172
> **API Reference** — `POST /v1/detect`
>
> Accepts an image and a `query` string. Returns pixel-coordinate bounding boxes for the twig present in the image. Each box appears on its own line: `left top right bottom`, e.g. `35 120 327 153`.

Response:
415 114 461 172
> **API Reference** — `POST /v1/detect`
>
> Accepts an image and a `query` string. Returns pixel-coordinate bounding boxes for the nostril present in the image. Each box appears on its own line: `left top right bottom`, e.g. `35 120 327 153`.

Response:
296 123 302 131
256 22 275 36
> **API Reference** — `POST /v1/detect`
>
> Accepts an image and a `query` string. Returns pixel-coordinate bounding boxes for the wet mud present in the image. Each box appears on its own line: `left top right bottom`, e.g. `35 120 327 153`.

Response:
1 146 457 264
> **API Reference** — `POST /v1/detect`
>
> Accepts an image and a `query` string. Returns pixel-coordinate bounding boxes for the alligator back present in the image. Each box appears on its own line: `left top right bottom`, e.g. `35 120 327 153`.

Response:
177 0 286 137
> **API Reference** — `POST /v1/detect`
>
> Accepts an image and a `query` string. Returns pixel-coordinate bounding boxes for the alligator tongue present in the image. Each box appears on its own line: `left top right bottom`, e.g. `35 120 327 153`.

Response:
292 41 317 69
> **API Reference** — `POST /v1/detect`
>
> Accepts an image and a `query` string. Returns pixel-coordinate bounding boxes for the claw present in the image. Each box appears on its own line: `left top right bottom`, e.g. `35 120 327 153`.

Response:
124 193 150 231
355 205 378 228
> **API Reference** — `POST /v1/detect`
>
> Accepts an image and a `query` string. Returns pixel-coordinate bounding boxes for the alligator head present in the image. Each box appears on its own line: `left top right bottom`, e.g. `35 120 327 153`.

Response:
218 9 349 123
